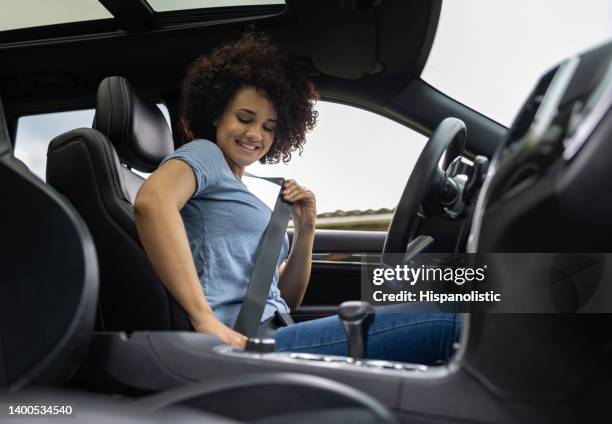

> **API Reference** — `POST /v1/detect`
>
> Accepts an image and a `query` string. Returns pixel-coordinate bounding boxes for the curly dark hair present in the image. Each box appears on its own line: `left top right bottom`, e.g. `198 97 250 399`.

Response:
179 32 319 164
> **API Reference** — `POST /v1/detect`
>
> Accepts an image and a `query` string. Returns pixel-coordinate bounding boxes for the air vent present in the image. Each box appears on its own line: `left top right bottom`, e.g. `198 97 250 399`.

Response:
501 162 541 199
506 66 558 142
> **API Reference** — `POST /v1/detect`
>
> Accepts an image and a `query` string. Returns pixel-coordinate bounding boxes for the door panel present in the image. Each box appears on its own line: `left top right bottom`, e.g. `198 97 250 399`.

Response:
290 229 386 322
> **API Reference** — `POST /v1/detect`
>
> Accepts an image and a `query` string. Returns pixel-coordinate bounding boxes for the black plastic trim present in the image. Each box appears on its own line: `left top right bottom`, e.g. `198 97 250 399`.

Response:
390 79 506 157
98 0 158 32
414 0 442 77
157 4 286 25
0 96 11 156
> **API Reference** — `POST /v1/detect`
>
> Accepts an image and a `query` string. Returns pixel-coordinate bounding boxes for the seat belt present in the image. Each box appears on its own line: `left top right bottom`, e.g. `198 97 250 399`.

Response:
233 174 293 337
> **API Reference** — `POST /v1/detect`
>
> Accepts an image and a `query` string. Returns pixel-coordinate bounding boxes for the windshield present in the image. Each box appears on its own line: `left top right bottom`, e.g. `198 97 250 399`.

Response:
421 0 612 126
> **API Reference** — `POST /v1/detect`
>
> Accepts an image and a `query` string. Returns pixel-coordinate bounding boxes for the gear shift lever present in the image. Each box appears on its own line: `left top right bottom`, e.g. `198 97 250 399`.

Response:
339 301 375 359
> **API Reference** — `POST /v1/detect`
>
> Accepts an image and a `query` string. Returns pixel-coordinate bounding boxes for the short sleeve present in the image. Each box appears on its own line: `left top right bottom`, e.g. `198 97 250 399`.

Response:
159 139 224 197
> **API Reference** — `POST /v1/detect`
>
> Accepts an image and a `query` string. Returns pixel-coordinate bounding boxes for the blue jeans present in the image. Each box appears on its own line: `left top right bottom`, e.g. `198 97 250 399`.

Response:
274 305 462 365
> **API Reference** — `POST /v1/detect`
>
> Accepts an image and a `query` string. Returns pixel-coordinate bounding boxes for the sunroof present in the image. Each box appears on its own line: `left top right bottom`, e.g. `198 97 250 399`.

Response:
146 0 285 13
0 0 113 32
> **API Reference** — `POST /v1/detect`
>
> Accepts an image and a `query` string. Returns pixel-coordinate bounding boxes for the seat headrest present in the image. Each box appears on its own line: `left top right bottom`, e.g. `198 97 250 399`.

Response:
94 76 174 172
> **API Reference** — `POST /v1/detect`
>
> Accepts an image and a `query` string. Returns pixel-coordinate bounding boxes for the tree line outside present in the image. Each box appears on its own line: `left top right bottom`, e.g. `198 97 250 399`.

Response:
289 207 394 231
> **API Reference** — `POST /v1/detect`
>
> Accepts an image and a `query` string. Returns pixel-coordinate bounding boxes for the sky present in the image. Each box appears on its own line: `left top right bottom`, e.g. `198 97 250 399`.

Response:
422 0 612 126
11 0 612 214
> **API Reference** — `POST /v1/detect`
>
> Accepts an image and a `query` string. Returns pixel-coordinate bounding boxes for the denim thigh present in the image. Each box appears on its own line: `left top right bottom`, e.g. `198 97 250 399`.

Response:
274 304 461 365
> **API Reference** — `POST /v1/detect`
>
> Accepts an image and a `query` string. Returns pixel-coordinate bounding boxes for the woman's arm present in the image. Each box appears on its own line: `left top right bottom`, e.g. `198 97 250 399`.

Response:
278 225 315 309
277 179 317 310
134 159 247 348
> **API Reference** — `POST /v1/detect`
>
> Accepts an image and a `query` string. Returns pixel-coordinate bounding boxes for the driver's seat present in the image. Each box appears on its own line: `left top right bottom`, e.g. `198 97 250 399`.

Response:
46 76 190 331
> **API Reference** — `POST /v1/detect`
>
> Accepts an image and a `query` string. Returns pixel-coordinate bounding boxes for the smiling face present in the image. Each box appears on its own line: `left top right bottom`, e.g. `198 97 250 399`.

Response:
215 86 278 177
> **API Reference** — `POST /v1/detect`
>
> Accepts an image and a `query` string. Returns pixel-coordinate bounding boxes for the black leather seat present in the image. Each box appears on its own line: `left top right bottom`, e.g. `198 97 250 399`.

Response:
0 96 98 391
46 76 190 331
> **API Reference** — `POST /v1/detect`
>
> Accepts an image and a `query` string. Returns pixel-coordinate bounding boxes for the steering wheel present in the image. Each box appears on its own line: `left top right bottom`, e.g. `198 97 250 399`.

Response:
382 117 466 263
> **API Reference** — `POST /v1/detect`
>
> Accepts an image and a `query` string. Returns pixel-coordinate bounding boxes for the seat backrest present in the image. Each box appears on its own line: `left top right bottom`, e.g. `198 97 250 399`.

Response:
46 76 190 331
0 96 98 392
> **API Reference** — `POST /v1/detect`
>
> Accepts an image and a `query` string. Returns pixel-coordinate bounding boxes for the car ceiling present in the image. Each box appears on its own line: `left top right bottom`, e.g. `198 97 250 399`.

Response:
0 0 505 156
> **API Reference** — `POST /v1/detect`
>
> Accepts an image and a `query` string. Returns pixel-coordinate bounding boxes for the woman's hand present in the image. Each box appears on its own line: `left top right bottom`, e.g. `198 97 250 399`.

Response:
192 316 247 349
278 179 316 309
282 179 316 232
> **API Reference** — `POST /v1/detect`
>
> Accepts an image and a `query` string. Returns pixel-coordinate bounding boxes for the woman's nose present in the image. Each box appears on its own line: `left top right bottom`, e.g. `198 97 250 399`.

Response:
245 128 262 142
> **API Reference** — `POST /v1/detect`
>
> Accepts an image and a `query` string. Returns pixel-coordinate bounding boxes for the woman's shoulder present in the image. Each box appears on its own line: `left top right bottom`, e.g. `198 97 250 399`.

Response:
159 139 228 195
176 138 223 158
165 139 225 168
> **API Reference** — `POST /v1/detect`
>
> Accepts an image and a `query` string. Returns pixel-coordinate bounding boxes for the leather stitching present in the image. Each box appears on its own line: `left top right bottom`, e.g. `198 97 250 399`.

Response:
49 132 124 202
105 78 112 137
120 78 129 165
99 135 128 202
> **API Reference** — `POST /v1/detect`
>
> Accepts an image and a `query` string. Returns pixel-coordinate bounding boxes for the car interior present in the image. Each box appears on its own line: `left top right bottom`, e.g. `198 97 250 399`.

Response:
1 0 612 422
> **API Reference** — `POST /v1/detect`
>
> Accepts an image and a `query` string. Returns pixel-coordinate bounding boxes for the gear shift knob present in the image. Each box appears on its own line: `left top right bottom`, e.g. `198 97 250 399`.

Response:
339 301 375 359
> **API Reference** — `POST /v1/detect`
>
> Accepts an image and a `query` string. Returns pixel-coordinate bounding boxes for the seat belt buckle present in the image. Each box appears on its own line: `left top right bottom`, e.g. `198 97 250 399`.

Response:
274 310 295 327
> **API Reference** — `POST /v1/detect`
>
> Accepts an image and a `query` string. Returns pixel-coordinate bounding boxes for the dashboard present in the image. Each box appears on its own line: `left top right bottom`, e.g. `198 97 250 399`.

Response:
468 40 612 253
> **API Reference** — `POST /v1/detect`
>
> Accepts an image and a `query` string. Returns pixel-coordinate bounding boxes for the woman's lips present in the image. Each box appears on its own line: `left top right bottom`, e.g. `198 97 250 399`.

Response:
235 139 260 153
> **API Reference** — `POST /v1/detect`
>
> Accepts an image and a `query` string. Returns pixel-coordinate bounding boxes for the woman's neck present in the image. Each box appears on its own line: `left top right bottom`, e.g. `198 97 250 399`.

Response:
223 153 245 179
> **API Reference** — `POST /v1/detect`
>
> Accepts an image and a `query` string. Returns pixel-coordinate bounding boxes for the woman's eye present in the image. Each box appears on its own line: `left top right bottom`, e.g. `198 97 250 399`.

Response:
236 114 252 124
264 126 275 133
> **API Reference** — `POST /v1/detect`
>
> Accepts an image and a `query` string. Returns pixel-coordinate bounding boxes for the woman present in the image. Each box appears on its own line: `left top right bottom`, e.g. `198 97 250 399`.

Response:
134 33 460 364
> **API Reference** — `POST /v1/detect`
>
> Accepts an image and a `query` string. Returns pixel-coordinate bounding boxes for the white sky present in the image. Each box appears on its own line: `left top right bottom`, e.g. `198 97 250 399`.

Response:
422 0 612 126
247 102 426 213
11 1 612 213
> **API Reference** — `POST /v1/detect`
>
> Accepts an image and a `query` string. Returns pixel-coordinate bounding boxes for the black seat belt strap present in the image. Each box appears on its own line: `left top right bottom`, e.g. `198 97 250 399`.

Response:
234 175 293 337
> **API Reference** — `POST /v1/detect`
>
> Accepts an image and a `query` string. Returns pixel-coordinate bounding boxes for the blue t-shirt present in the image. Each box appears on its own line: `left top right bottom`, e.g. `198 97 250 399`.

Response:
160 139 290 327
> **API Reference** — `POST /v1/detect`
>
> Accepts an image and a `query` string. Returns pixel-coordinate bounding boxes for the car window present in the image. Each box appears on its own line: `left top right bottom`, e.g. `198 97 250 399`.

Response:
15 101 427 232
247 101 428 231
14 104 170 181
